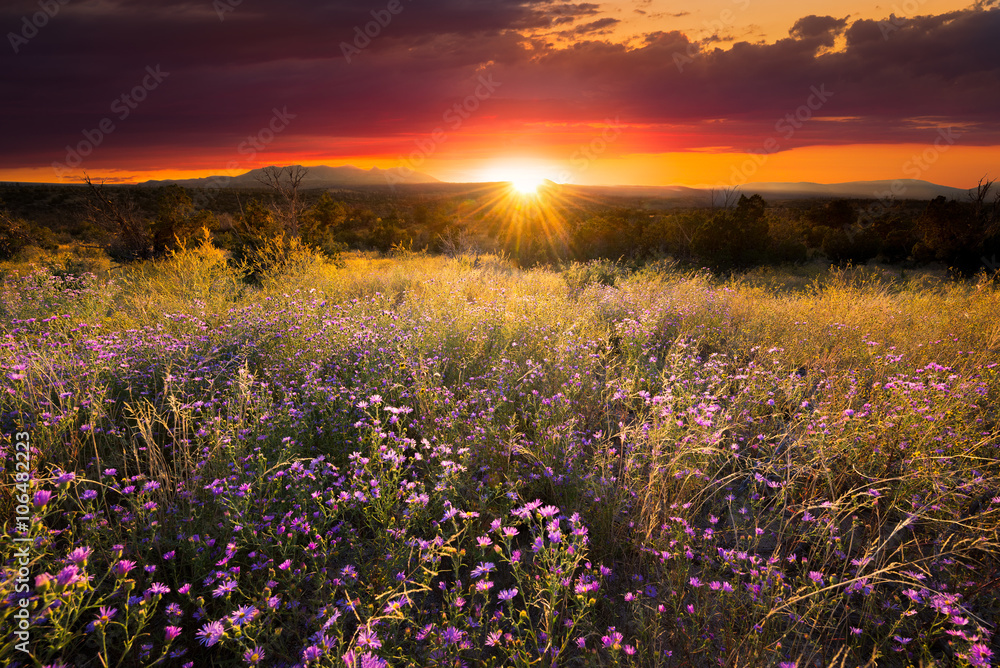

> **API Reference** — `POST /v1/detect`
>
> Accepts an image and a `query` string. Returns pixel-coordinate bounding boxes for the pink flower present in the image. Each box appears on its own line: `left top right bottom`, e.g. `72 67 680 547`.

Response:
112 560 136 578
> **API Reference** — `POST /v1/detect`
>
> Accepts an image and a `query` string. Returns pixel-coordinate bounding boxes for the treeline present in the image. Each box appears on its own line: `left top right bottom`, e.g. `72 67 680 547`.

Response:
2 171 999 277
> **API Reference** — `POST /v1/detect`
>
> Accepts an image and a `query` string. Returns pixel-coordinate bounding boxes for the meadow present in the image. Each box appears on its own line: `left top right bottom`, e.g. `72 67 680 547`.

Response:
1 240 998 667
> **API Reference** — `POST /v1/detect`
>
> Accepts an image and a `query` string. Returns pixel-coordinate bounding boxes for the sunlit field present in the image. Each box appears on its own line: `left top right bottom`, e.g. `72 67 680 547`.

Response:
2 243 998 667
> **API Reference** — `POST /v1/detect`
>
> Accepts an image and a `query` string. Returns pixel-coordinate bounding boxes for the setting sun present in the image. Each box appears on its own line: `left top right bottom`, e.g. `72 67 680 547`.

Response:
510 176 543 196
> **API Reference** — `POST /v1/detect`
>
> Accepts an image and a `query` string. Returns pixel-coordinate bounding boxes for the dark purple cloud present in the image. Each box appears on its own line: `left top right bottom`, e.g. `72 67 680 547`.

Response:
1 0 998 172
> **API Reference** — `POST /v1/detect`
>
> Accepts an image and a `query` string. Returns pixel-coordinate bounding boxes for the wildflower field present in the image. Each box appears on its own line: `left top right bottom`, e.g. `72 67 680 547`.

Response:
2 243 998 667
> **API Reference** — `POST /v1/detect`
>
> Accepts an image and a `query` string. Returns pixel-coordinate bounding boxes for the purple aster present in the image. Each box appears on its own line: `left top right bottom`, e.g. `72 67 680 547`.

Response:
67 547 93 565
33 490 53 509
147 582 170 596
243 645 265 665
965 643 993 667
95 606 117 626
229 605 257 626
212 579 237 598
538 505 560 518
356 627 382 650
602 628 624 649
112 560 136 578
441 626 463 645
498 588 518 601
195 620 225 647
470 562 495 579
56 565 80 588
164 626 182 642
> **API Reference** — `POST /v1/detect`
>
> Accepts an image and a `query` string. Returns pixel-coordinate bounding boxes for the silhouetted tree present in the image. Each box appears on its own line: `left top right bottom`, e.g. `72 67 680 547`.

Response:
298 192 347 256
692 194 771 270
83 177 153 262
255 166 309 235
151 185 216 254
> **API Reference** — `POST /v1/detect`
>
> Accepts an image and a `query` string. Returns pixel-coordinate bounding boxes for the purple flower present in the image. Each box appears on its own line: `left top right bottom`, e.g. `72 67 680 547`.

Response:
67 546 93 566
33 490 53 509
95 606 117 626
808 571 824 586
243 646 265 665
538 505 560 518
229 605 257 625
301 645 322 661
441 626 463 645
498 588 518 601
964 643 993 667
147 582 170 596
111 559 137 579
602 628 624 650
356 627 382 650
195 620 225 647
56 565 81 588
165 626 182 642
470 562 495 578
212 579 237 598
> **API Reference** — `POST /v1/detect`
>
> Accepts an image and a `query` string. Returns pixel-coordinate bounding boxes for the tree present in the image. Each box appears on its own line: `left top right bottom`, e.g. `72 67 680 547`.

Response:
914 182 1000 276
298 192 347 256
255 165 309 236
0 203 57 259
151 185 214 254
692 194 771 270
83 176 153 262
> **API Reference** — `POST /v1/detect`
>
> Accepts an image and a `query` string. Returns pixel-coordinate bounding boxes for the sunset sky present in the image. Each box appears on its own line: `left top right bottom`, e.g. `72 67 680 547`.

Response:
2 0 998 188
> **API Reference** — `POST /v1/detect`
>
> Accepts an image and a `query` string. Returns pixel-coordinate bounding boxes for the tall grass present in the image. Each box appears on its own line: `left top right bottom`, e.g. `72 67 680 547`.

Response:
1 247 997 667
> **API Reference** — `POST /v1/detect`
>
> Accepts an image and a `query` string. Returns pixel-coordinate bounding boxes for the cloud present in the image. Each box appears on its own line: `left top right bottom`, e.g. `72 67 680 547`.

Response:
559 17 620 36
789 15 849 40
2 1 998 171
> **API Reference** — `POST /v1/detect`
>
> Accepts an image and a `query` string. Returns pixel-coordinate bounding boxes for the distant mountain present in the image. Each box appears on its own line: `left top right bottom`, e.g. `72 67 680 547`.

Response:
138 170 970 202
729 179 972 201
142 164 440 189
575 179 971 203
